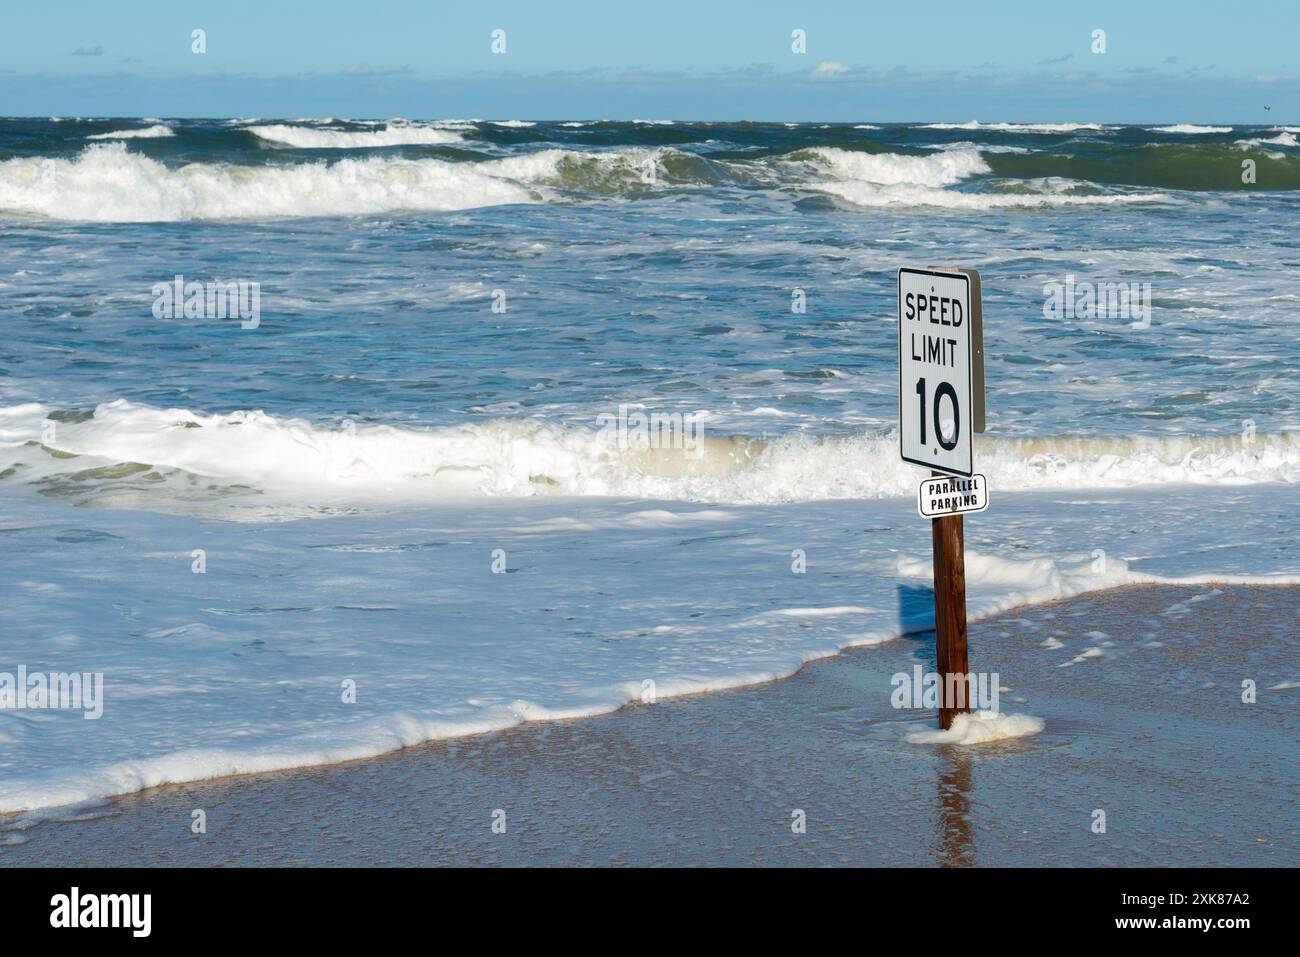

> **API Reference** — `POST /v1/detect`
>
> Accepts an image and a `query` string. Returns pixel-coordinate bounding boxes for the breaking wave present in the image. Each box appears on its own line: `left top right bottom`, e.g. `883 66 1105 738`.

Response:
793 145 991 187
248 122 465 148
9 131 1298 222
1152 124 1233 134
85 124 176 140
790 146 1169 209
0 143 537 221
2 401 1296 512
1236 131 1299 148
920 121 1105 133
983 142 1300 191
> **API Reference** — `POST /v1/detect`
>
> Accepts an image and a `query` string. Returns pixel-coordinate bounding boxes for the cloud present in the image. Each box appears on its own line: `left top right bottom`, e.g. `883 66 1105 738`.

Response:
721 61 775 77
71 45 104 57
813 60 848 76
342 63 416 78
1037 53 1072 66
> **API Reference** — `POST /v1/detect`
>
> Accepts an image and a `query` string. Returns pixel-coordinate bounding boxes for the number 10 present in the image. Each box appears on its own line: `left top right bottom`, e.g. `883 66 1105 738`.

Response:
915 377 960 451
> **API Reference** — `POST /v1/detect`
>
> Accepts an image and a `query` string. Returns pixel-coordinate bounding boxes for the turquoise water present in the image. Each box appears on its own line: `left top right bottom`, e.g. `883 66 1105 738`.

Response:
2 118 1298 450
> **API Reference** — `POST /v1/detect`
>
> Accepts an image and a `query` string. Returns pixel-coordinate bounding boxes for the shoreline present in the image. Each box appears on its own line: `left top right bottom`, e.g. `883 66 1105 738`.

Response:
1 562 1291 821
4 483 1298 821
3 582 1297 866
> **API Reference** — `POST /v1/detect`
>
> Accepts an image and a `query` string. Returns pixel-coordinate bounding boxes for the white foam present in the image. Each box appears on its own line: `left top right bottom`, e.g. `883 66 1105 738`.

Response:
85 124 175 140
920 121 1104 133
0 142 720 221
930 141 1031 154
0 143 535 221
427 121 479 131
249 122 464 148
906 711 1045 745
1235 132 1298 148
801 145 990 186
3 401 1297 507
793 146 1168 209
818 180 1168 210
0 135 1175 221
1153 124 1232 134
0 479 1294 814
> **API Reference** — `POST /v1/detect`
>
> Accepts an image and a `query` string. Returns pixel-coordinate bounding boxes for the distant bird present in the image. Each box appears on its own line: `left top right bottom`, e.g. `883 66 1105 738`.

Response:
1264 105 1272 111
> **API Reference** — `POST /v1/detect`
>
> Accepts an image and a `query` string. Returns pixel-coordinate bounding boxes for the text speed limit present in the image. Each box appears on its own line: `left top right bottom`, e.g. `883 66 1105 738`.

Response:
897 267 985 478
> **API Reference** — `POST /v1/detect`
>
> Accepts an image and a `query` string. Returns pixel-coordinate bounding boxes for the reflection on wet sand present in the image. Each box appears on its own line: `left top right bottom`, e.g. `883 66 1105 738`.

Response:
938 749 975 867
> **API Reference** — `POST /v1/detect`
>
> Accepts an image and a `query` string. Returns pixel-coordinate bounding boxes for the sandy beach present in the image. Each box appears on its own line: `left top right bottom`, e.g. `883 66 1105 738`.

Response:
2 582 1295 867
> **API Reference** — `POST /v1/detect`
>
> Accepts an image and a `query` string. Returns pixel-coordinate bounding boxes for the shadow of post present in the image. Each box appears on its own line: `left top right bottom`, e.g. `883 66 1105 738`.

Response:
896 583 937 670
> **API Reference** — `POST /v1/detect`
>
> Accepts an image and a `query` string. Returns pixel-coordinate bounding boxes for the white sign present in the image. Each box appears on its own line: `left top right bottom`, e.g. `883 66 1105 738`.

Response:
918 473 989 518
898 267 984 478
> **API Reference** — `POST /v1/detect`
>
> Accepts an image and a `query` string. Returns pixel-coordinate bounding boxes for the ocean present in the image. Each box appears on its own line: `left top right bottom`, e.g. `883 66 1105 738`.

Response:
0 116 1297 816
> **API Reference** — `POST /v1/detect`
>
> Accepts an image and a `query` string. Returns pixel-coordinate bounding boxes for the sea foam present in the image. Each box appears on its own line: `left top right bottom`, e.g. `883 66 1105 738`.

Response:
0 143 536 221
0 137 1186 221
920 121 1105 133
905 711 1045 745
792 146 1169 209
0 481 1294 815
799 145 991 187
1153 124 1233 134
248 122 465 148
2 401 1296 512
86 124 176 140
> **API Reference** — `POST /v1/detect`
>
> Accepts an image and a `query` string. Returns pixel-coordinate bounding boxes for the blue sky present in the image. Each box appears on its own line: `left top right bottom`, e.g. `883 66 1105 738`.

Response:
1 0 1294 121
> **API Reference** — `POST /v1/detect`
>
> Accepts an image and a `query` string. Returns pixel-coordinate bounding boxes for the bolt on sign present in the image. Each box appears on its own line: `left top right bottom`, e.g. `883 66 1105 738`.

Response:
897 267 985 478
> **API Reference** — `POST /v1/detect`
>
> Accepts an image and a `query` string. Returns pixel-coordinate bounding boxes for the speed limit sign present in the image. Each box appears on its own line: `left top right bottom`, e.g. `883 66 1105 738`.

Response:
898 267 985 477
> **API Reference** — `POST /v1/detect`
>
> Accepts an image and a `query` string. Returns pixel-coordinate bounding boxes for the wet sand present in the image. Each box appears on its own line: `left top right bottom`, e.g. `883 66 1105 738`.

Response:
2 584 1297 866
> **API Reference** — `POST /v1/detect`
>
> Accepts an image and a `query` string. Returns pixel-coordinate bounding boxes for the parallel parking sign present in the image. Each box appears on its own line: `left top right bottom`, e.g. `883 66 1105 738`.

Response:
918 472 989 518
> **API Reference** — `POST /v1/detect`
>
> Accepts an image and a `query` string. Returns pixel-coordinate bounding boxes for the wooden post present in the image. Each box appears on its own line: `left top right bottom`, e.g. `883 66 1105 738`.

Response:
931 471 970 730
